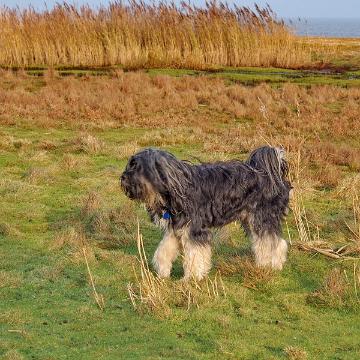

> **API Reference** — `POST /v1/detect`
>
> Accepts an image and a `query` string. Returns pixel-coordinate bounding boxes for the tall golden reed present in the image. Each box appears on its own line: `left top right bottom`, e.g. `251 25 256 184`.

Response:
0 1 312 69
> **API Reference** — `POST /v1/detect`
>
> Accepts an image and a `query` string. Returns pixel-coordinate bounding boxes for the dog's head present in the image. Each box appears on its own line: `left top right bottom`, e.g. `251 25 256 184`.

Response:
120 148 190 210
246 145 290 198
120 149 156 202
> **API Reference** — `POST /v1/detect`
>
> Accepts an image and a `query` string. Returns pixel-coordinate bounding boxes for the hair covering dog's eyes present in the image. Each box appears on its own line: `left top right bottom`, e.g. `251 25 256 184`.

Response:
128 158 137 169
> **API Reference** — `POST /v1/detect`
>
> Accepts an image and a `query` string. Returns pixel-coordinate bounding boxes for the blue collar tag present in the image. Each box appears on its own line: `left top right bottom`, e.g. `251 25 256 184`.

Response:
162 211 171 220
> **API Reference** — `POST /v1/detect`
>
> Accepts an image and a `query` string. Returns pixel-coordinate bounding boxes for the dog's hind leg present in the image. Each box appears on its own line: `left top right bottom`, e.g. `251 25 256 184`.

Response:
180 229 212 281
251 231 288 270
152 229 180 278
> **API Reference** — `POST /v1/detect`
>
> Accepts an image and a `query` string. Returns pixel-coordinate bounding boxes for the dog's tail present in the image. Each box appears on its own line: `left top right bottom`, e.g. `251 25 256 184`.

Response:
246 146 289 197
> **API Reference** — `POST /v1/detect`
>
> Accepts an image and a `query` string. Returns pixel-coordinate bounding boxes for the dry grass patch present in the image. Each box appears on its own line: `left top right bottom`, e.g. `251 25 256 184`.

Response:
52 226 85 250
284 346 307 360
216 257 244 277
308 266 360 310
117 142 140 160
288 148 360 260
0 222 22 238
1 75 360 169
52 226 95 263
0 309 29 326
21 167 53 185
0 179 34 200
137 127 203 148
337 176 360 253
82 245 105 311
0 270 23 288
61 153 86 171
2 350 25 360
81 191 102 217
37 139 57 151
71 134 104 154
29 150 49 163
79 191 137 248
127 225 226 316
288 150 360 259
0 136 32 150
239 259 276 290
349 194 360 244
216 256 275 290
52 226 105 309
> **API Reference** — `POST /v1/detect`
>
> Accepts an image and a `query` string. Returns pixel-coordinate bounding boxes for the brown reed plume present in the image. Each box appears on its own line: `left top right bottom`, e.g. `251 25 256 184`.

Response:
0 1 311 69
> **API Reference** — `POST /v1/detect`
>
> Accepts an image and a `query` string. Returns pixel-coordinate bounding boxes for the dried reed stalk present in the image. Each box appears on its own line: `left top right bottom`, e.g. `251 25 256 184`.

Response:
82 246 105 311
127 221 170 314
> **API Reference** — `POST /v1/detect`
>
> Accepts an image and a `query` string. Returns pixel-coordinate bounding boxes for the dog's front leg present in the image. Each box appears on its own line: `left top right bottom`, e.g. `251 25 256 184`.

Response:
251 232 288 270
244 213 288 270
181 229 212 281
152 229 179 278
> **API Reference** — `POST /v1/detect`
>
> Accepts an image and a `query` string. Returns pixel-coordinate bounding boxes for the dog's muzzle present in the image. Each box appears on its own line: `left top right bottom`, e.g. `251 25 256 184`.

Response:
120 172 139 200
120 173 132 197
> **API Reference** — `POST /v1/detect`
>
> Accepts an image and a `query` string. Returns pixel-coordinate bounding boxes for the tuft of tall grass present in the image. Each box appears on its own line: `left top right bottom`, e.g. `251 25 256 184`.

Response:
0 1 312 69
284 346 308 360
288 149 320 245
289 149 360 260
308 266 360 310
79 191 138 248
127 222 226 315
338 174 360 248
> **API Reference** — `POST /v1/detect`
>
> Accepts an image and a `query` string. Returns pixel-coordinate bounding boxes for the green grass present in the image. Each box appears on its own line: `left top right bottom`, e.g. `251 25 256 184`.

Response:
5 65 360 87
1 124 359 360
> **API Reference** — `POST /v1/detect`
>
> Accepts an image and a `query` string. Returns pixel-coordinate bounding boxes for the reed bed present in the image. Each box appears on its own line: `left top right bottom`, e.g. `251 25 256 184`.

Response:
0 1 312 69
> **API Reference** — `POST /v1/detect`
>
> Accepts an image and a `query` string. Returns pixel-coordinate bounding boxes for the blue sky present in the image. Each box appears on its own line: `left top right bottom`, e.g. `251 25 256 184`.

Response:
1 0 360 19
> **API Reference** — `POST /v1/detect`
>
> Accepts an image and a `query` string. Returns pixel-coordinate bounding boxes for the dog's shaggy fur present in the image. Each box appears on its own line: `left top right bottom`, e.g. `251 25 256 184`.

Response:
120 146 292 280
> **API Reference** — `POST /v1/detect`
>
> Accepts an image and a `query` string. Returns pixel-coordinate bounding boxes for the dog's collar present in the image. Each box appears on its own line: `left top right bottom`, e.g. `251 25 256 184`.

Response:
162 210 171 220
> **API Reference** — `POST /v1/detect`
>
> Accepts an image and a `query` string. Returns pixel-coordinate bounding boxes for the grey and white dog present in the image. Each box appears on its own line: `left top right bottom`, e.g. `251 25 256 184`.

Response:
120 146 291 280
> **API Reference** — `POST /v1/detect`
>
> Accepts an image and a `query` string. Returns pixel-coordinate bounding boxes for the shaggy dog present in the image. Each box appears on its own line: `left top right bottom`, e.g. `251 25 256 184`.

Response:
120 146 291 280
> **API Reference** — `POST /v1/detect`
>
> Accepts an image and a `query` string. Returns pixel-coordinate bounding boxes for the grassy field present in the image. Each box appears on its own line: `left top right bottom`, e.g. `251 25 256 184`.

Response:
1 71 360 359
7 65 360 88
